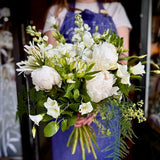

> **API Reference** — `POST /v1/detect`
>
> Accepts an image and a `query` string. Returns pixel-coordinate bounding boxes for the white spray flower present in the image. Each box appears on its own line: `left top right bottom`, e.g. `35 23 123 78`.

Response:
29 114 43 126
130 62 145 75
117 64 131 86
44 97 60 118
79 102 93 115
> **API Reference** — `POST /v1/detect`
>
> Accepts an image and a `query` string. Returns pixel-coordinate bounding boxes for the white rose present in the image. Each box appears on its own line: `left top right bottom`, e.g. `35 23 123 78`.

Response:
31 66 62 91
83 31 94 48
130 62 145 75
44 97 60 118
29 114 43 126
88 42 118 71
79 102 93 115
86 71 119 103
117 64 130 85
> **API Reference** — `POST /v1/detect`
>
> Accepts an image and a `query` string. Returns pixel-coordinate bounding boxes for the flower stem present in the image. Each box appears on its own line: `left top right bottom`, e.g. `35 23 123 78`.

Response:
79 128 85 160
72 128 79 154
67 128 75 147
82 126 97 159
81 127 91 153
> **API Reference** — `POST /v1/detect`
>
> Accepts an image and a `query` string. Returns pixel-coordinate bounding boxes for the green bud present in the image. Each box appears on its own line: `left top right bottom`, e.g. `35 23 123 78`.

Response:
51 31 59 39
32 26 36 30
70 61 77 71
59 58 66 66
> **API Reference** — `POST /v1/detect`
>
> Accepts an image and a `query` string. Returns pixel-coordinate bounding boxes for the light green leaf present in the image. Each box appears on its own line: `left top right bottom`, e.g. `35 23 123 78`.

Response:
61 119 68 132
44 121 59 137
74 89 80 101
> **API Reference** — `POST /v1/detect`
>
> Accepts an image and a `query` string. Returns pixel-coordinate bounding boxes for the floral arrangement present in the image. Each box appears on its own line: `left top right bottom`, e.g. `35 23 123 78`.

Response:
16 14 159 160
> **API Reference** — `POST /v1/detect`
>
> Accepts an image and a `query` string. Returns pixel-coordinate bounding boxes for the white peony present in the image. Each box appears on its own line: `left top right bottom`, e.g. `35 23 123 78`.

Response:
31 65 62 91
44 97 60 118
29 114 43 126
88 42 118 71
130 62 145 75
86 71 119 103
79 102 93 115
117 64 130 85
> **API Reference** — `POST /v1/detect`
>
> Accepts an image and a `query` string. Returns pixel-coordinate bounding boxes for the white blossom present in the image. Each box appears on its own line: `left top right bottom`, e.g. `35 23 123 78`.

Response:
31 65 62 91
117 64 131 85
88 42 118 71
130 62 145 75
86 71 119 103
83 31 94 48
44 97 60 118
29 114 43 126
79 102 93 115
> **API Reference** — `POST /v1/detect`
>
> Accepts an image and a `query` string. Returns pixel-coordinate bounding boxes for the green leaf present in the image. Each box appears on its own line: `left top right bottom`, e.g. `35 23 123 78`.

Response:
67 115 78 128
61 119 68 132
44 121 59 137
42 115 53 122
118 83 130 96
69 103 79 112
86 63 95 72
84 75 95 80
64 91 73 99
61 111 73 117
85 70 100 76
66 83 75 92
74 89 80 101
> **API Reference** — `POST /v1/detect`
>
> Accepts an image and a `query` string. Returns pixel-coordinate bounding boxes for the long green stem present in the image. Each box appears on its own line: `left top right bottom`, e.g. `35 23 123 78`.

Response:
67 128 75 147
72 128 79 154
79 128 85 160
81 127 91 153
82 126 97 159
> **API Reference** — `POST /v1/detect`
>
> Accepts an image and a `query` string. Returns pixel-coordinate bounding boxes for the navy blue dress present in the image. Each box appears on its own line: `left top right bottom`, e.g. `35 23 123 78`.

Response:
52 1 120 159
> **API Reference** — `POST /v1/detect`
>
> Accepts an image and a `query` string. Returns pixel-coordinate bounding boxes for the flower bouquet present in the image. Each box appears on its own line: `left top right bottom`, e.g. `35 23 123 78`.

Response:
16 14 159 160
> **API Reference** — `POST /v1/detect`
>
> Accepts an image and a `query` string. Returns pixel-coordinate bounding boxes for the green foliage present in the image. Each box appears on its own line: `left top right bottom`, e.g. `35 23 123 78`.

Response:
16 85 29 121
44 121 59 137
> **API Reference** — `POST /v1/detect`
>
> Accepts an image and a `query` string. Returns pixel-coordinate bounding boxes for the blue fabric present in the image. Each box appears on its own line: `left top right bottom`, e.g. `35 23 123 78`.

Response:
60 0 117 43
52 1 120 159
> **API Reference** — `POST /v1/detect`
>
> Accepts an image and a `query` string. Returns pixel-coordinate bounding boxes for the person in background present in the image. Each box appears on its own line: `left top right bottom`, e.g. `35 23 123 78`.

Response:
43 0 132 159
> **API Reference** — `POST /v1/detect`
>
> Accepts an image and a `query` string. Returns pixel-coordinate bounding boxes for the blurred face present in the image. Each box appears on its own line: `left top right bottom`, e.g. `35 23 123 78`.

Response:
76 0 97 3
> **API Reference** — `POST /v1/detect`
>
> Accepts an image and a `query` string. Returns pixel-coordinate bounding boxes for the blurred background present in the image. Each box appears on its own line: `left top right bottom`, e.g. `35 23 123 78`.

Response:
0 0 160 159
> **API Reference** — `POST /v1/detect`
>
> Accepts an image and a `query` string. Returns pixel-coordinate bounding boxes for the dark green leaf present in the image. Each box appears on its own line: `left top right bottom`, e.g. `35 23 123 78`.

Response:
61 111 73 117
69 103 79 112
42 115 53 122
